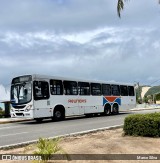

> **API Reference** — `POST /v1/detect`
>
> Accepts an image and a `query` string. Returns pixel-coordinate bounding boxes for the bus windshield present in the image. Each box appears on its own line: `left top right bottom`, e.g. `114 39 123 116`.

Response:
11 82 32 104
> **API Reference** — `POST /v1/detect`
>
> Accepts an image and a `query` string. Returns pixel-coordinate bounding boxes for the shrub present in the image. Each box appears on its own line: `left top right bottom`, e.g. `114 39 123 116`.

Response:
123 112 160 137
0 109 5 118
34 137 69 163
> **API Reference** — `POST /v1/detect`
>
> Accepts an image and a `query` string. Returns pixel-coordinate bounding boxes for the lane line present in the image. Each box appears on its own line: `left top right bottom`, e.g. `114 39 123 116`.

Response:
0 124 123 149
0 125 25 130
0 132 28 138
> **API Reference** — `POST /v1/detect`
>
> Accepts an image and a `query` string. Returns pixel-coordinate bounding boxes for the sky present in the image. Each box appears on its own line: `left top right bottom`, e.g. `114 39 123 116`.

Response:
0 0 160 100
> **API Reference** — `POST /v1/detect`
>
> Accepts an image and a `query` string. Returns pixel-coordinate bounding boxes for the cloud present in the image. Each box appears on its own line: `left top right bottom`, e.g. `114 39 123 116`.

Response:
0 85 10 101
0 26 160 86
0 0 160 92
0 0 159 33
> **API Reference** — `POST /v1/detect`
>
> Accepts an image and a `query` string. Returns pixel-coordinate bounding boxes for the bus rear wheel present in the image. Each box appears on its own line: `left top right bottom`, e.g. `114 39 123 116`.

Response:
112 104 119 115
104 104 111 116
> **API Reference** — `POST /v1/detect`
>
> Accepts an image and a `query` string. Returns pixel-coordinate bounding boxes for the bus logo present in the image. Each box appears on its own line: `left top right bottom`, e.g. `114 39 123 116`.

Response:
68 99 87 103
103 96 121 106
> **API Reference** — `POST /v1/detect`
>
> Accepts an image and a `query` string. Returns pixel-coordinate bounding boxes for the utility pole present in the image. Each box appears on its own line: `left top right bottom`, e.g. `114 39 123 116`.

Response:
134 81 142 104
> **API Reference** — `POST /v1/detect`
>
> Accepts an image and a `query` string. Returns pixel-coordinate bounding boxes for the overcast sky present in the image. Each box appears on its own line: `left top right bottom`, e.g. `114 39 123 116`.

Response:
0 0 160 100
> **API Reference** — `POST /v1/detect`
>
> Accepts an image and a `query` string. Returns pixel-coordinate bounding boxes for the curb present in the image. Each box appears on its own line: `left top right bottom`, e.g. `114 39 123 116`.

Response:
0 124 123 150
1 108 159 124
131 108 160 111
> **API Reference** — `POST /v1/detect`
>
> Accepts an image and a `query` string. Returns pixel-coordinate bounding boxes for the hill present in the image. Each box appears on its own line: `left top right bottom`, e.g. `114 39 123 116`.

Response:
135 85 160 103
145 86 160 96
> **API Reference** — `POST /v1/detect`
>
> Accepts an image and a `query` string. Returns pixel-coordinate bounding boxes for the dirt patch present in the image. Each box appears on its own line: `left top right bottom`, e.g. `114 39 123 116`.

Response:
0 128 160 163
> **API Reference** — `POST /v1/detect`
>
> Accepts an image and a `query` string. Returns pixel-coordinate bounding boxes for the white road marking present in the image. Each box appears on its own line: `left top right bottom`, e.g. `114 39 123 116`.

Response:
0 125 24 130
0 132 28 138
0 124 123 149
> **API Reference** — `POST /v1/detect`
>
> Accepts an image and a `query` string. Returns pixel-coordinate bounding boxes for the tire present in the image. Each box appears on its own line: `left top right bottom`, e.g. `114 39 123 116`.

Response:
104 104 111 116
54 109 64 121
112 104 119 115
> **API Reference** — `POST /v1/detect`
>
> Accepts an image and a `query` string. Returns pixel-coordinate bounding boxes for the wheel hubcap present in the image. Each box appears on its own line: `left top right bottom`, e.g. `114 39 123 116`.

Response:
55 111 61 118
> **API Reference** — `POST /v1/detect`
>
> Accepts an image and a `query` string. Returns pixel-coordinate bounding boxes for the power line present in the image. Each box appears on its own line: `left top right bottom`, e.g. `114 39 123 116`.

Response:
149 79 160 86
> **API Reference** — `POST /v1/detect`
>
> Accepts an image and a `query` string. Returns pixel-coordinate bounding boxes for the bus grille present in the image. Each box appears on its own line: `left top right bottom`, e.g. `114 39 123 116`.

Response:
15 113 24 116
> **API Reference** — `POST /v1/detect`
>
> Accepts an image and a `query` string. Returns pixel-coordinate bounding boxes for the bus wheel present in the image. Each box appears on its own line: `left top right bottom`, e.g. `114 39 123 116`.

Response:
104 104 111 116
112 104 119 115
54 108 64 121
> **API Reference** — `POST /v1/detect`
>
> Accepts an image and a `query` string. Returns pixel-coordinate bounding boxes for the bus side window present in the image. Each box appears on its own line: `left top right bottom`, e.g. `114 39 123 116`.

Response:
111 85 120 96
50 80 63 95
33 81 50 100
78 82 90 95
102 84 111 96
63 81 78 95
120 85 128 96
91 83 101 96
128 86 135 96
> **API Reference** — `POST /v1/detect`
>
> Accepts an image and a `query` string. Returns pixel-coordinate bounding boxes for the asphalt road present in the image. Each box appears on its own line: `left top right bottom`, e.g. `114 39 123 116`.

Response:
0 109 159 148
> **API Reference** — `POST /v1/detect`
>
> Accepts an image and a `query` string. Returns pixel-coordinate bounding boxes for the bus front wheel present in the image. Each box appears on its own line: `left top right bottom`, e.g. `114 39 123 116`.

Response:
53 108 65 121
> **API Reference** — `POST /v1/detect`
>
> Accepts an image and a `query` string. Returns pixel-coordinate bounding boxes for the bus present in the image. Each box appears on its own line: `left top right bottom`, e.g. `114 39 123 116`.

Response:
10 74 136 122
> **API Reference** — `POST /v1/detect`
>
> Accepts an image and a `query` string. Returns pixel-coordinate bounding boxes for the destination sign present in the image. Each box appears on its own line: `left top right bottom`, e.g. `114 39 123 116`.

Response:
12 75 32 84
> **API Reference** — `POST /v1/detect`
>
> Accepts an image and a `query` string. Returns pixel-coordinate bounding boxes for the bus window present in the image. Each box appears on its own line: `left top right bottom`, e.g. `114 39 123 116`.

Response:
50 80 63 95
63 81 78 95
33 81 50 100
78 82 90 95
120 85 128 96
91 83 101 96
111 85 120 96
128 86 135 96
102 84 111 96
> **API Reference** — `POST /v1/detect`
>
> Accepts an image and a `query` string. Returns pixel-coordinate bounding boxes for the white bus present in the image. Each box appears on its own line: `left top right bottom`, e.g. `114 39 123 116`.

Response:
10 74 136 122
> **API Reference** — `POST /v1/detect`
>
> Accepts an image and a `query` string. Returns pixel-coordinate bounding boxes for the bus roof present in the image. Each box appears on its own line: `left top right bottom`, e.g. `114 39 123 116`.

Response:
20 74 134 86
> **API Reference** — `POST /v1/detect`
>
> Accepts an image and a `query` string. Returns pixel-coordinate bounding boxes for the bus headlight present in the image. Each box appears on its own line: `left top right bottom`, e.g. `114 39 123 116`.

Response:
25 105 32 112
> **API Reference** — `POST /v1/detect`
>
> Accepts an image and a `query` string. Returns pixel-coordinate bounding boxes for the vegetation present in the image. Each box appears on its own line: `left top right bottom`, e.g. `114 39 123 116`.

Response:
135 86 142 104
143 95 149 103
117 0 160 18
156 93 160 101
34 137 69 163
117 0 124 18
145 86 160 97
0 108 5 118
134 85 160 104
123 113 160 137
143 86 160 103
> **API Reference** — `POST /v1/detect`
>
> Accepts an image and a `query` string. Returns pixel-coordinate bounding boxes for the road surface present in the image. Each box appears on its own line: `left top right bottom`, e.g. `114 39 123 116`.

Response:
0 109 159 148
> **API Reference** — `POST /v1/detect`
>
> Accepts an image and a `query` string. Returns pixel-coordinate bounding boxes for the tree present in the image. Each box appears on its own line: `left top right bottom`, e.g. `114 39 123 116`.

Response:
117 0 124 18
117 0 160 18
